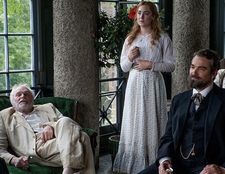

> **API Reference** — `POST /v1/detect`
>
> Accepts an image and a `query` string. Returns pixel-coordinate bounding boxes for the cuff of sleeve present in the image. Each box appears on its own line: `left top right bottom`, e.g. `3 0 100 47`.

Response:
9 156 15 166
159 157 171 164
151 62 155 71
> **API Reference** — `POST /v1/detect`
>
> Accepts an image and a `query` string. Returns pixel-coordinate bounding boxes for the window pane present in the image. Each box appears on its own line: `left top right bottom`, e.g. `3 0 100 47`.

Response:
10 72 32 88
7 0 31 33
8 36 32 70
100 95 117 126
0 0 36 94
101 66 118 79
100 66 118 126
100 2 116 17
0 37 4 71
0 74 6 90
125 1 159 10
100 80 118 93
0 0 3 33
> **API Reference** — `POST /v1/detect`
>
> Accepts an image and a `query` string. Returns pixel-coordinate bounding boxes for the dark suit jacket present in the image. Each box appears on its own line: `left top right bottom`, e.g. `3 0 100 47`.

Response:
158 84 225 167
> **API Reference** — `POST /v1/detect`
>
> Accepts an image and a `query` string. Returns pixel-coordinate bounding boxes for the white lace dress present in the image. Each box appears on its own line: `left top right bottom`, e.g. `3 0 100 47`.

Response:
113 33 175 174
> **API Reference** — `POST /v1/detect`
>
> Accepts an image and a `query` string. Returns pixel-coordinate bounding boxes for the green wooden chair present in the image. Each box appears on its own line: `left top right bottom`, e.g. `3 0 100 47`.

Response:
0 96 97 174
0 96 12 111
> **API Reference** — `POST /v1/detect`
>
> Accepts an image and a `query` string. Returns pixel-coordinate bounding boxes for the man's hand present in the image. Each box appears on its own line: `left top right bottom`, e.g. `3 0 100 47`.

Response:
11 156 29 168
159 160 173 174
41 125 54 142
200 164 225 174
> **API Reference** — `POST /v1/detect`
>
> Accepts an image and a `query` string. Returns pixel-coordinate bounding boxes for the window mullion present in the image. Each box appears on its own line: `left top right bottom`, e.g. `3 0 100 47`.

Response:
30 0 35 87
3 0 10 91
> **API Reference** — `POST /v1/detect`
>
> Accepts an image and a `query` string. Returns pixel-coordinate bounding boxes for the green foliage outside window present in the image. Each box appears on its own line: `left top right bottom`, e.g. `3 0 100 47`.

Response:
8 36 31 70
0 0 32 91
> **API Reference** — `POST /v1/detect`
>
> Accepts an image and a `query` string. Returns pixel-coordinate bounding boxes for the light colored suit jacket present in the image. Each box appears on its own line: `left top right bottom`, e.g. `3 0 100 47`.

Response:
0 103 96 174
0 103 64 165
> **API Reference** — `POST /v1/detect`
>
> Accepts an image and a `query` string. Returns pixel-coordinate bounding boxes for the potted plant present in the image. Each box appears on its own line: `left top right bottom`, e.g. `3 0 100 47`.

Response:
108 134 120 163
97 7 135 68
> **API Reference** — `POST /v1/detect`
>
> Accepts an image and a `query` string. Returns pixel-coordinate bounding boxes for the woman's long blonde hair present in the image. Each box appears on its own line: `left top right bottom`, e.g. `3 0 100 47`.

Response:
127 1 162 46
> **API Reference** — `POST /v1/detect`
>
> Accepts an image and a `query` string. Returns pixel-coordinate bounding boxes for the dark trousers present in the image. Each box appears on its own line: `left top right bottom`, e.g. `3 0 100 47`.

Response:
138 157 204 174
138 162 158 174
0 158 9 174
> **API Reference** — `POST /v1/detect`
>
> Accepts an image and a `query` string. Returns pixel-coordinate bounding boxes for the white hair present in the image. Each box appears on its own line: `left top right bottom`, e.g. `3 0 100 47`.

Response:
10 84 35 106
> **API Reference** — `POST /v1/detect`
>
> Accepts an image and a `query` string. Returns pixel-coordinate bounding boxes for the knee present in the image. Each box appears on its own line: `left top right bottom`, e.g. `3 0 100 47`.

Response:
57 117 72 124
57 117 80 127
56 117 81 133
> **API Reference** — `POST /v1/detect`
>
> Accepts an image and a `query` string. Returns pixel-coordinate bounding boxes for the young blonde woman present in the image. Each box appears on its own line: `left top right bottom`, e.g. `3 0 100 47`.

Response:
113 1 175 173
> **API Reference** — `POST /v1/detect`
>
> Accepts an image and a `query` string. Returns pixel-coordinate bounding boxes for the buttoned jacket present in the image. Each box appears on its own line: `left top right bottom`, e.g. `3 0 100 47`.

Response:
158 84 225 167
0 103 63 165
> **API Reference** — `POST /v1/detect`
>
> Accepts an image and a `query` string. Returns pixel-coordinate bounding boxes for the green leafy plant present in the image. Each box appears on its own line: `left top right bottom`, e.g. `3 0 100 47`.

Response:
97 9 133 68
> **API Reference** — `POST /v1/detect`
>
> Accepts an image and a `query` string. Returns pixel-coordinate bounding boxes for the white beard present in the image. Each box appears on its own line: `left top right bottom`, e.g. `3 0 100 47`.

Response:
14 102 33 114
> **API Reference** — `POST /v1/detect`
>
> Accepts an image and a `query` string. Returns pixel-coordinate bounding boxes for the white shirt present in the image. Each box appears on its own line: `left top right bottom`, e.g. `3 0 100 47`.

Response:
23 111 49 133
192 84 213 110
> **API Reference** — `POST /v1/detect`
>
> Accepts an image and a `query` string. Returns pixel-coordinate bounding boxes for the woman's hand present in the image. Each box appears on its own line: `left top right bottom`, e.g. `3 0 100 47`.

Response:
41 125 54 142
128 46 140 62
134 59 153 71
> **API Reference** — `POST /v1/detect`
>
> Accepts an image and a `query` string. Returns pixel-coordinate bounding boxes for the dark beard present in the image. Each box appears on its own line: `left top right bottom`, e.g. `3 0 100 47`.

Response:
188 76 211 90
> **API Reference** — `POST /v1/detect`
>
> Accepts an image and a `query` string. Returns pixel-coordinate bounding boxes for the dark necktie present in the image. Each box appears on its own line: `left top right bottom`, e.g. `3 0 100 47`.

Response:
191 93 204 106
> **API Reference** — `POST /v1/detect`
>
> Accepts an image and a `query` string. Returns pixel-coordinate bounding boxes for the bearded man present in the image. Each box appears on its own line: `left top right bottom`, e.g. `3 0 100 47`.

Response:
139 49 225 174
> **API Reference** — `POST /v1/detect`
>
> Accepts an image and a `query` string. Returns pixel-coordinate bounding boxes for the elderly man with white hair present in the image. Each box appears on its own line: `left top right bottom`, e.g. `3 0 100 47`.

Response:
0 84 95 174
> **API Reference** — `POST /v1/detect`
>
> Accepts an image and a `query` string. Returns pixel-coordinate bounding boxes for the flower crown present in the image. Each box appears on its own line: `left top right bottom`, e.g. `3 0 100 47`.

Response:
128 5 138 20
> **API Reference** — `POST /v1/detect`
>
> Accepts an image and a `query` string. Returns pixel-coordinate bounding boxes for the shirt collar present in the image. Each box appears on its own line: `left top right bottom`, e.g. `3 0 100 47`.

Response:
16 108 35 118
193 83 213 97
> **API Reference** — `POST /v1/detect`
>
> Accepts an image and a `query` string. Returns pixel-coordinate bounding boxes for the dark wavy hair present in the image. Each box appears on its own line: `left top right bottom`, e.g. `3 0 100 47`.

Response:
193 48 220 71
